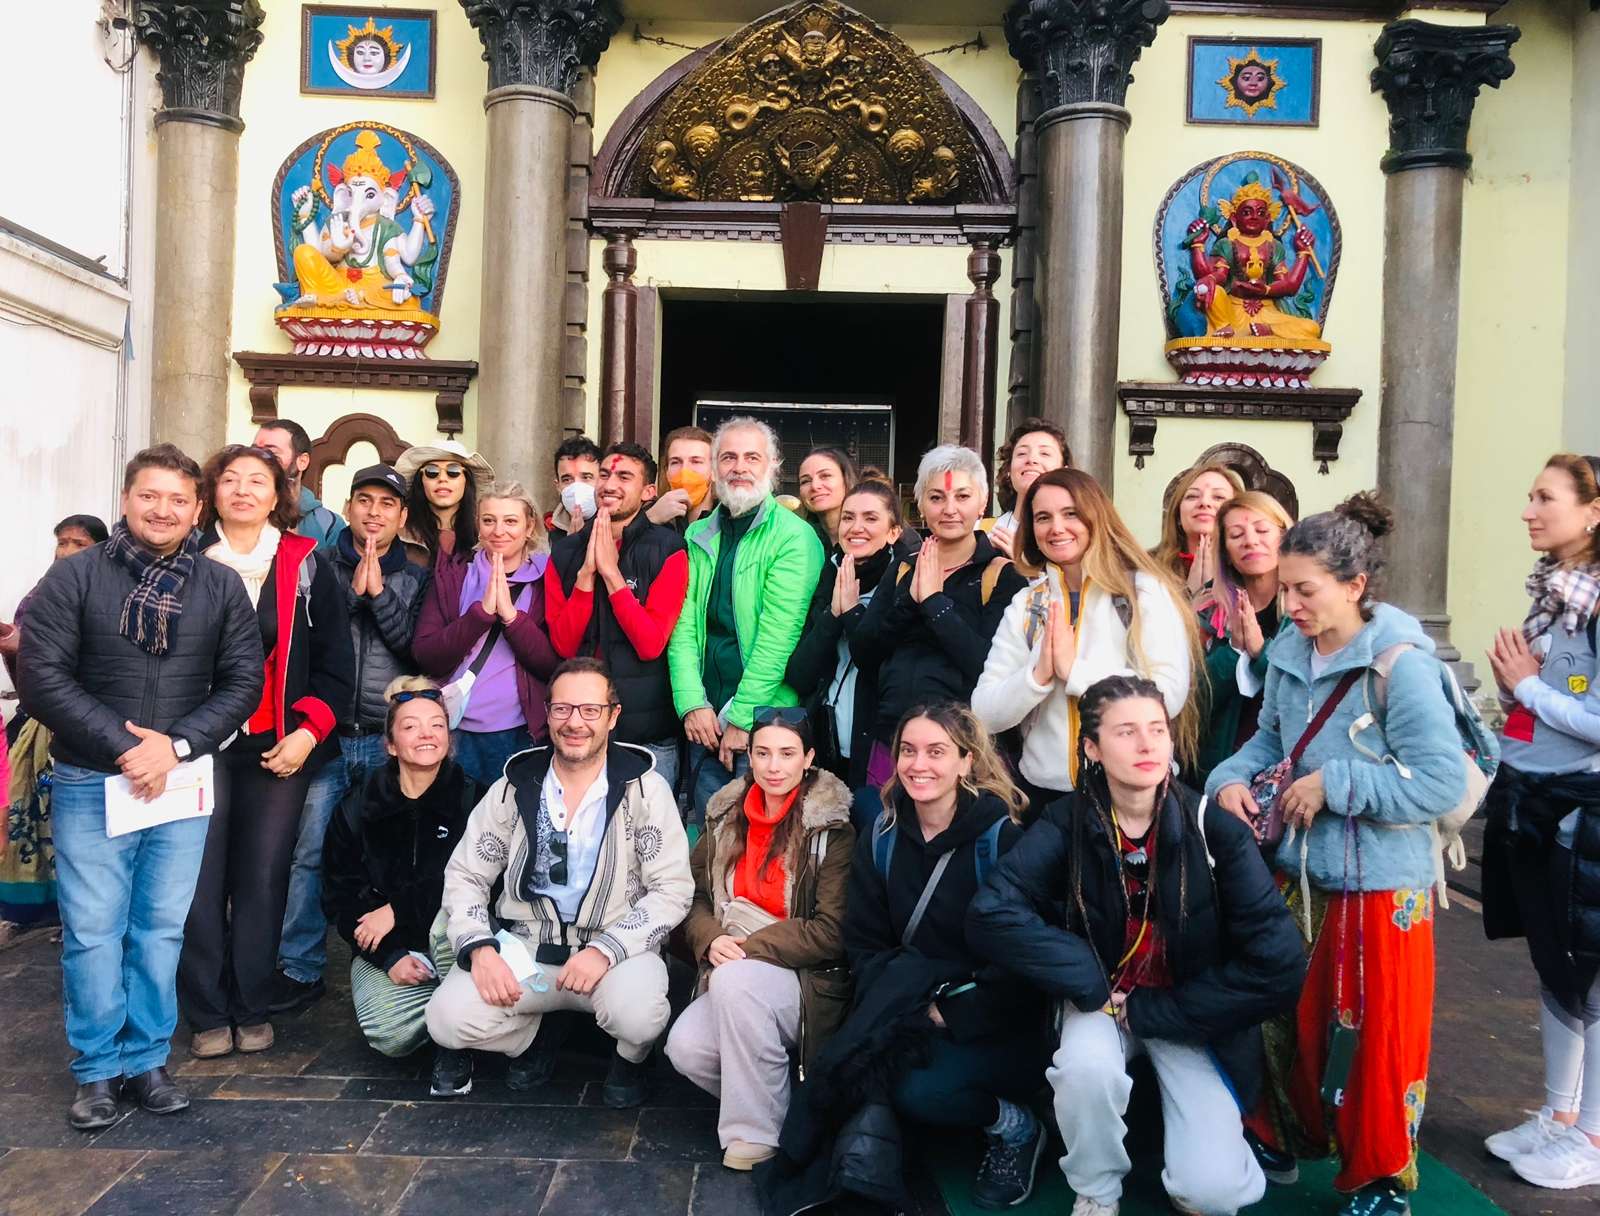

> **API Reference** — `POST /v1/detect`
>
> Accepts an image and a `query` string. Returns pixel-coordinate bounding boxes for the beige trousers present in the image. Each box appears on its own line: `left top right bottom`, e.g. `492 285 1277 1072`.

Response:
665 958 802 1148
424 950 670 1063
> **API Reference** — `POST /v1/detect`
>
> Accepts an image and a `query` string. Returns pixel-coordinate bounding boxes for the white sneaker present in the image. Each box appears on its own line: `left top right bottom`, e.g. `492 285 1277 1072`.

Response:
1071 1197 1119 1216
1511 1125 1600 1190
1485 1108 1566 1162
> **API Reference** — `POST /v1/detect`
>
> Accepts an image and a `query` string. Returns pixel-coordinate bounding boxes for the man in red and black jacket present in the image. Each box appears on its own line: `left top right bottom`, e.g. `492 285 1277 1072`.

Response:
545 442 689 791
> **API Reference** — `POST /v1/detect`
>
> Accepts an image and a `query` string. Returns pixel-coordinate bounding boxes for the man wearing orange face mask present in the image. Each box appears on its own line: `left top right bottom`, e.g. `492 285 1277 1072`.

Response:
648 426 716 533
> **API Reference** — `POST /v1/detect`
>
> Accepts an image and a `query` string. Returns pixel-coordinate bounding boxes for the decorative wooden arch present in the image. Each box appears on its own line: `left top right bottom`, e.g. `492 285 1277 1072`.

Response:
306 412 408 496
590 0 1017 246
1163 442 1300 521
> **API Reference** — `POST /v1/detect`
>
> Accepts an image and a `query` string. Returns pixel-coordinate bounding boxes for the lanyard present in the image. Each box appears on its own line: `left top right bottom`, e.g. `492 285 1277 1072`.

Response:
1333 815 1366 1030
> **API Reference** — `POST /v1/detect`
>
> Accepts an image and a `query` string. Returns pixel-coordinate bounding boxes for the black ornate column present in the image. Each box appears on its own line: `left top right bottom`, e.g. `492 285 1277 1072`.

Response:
133 0 265 456
460 0 622 489
1005 0 1170 488
1371 20 1517 668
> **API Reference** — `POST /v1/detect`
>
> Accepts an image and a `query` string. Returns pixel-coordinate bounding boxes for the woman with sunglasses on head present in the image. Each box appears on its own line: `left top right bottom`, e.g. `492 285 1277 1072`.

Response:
1192 492 1296 785
796 447 858 550
1153 464 1247 606
1479 455 1600 1190
969 676 1304 1216
179 445 355 1059
973 468 1198 816
396 442 495 566
785 479 917 788
1206 493 1478 1216
667 706 855 1171
414 481 559 788
759 705 1040 1214
321 678 483 1091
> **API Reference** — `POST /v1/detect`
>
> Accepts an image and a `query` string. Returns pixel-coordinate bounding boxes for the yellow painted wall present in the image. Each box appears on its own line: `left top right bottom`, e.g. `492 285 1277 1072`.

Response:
224 0 488 476
1451 0 1574 665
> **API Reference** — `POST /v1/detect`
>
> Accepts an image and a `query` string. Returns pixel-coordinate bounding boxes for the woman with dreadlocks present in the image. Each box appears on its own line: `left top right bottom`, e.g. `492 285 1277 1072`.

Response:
969 676 1304 1216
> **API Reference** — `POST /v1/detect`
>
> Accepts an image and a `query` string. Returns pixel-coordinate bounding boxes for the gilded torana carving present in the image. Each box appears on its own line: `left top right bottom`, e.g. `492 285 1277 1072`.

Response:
625 1 980 206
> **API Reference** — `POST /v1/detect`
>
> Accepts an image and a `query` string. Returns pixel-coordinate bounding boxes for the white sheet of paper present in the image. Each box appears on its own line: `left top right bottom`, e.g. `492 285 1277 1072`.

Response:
494 929 538 983
104 755 215 838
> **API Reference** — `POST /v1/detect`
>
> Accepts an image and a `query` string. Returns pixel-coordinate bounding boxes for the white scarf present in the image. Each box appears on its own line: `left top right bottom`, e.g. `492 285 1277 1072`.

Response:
206 524 281 607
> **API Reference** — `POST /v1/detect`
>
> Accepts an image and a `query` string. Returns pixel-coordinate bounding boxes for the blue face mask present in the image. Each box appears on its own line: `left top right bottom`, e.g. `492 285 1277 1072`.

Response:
560 481 597 521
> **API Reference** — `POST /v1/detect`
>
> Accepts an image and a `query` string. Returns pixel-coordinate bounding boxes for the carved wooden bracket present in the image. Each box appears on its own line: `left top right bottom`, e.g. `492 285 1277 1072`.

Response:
1117 382 1361 473
306 412 407 496
233 351 479 437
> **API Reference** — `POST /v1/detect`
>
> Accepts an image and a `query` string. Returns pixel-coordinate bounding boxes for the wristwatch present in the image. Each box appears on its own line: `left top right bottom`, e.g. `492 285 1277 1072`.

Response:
172 737 192 761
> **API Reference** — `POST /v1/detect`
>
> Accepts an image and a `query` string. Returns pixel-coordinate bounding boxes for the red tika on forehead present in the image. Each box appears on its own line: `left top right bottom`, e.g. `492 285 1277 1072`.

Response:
604 457 624 476
944 470 954 493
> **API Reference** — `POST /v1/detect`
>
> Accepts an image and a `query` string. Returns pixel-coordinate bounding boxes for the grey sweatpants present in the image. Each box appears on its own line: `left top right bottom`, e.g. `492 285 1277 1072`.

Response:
665 959 802 1148
1048 1005 1264 1215
424 950 670 1063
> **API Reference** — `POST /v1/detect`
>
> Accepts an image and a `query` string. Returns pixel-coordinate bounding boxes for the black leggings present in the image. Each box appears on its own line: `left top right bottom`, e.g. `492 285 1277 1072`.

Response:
178 745 313 1030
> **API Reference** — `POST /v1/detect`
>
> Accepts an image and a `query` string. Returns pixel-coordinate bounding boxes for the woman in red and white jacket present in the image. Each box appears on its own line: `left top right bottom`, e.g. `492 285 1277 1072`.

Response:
179 444 354 1059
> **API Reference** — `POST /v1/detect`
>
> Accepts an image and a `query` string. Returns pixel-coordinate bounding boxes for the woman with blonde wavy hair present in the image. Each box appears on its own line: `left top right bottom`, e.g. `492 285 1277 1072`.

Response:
1153 463 1247 602
973 468 1199 815
761 703 1047 1211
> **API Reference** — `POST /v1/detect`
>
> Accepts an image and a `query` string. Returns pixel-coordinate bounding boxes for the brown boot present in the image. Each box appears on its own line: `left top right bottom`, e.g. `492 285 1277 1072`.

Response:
189 1027 234 1059
234 1023 275 1053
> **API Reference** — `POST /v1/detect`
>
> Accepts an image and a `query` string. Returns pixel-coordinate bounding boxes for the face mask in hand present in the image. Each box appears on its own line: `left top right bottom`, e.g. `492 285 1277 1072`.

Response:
560 481 597 521
669 469 711 510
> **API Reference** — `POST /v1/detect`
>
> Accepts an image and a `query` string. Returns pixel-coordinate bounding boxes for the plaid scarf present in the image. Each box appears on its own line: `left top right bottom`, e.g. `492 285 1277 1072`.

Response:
1523 555 1600 644
104 519 199 656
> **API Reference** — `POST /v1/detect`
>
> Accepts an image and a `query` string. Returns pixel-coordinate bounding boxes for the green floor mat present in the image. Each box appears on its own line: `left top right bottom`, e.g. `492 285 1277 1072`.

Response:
931 1143 1506 1215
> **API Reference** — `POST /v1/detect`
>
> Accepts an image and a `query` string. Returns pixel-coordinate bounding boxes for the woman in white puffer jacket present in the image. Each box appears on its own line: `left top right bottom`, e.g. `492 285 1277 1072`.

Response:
972 468 1199 816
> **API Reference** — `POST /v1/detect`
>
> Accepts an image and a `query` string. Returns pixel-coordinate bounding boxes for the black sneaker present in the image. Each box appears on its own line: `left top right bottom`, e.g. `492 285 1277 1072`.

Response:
266 971 325 1015
971 1116 1046 1210
1246 1128 1299 1185
429 1047 473 1098
507 1012 574 1091
1337 1180 1410 1216
602 1050 649 1109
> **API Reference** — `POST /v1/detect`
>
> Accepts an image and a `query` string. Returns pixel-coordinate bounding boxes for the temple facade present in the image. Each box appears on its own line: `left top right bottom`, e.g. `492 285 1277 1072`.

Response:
2 0 1597 677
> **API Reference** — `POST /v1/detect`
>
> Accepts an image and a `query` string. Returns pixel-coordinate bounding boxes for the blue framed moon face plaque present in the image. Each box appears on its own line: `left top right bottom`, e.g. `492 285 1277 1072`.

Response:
301 6 436 99
1186 37 1320 128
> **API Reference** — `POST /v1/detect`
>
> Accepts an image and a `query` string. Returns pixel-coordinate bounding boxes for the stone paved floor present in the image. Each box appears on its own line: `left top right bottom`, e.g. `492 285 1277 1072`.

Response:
0 864 1594 1216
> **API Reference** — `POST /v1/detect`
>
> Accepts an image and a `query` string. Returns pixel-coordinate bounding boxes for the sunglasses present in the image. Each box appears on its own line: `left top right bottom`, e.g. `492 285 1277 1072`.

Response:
422 463 465 480
391 688 444 705
753 706 809 729
549 829 568 886
548 702 618 722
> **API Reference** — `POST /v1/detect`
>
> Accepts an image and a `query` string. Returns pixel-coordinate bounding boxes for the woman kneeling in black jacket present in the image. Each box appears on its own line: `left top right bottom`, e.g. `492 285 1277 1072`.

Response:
322 678 481 1091
968 675 1305 1216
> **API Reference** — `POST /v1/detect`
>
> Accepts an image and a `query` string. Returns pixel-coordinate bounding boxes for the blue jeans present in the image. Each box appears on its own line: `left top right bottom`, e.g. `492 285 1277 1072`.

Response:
453 726 533 789
686 741 749 825
52 762 210 1083
640 737 680 797
278 733 388 984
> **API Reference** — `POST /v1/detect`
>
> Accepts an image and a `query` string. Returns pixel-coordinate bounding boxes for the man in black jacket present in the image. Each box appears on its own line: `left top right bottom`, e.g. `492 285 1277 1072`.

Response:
272 464 432 1014
18 444 264 1131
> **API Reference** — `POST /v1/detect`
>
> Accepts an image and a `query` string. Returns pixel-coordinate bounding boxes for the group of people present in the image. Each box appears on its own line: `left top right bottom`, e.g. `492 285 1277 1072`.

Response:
7 408 1600 1216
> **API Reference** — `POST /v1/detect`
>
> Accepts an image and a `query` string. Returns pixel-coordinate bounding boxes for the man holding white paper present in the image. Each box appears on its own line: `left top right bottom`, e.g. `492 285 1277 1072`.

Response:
18 445 264 1133
426 658 693 1107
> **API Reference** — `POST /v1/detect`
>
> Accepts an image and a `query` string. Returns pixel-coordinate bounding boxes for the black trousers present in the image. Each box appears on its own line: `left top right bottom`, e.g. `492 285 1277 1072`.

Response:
178 744 314 1030
1015 773 1068 825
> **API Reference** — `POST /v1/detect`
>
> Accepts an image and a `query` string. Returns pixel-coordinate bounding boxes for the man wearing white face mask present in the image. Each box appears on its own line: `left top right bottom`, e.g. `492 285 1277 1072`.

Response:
549 436 602 540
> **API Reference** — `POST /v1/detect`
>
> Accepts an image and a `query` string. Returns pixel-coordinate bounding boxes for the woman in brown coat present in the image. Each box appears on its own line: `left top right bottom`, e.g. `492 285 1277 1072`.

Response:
666 707 855 1171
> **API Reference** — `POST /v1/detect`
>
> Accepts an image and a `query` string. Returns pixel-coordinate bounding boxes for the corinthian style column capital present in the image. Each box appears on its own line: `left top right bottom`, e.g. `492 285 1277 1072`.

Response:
1003 0 1170 111
459 0 623 96
1371 19 1519 175
132 0 265 131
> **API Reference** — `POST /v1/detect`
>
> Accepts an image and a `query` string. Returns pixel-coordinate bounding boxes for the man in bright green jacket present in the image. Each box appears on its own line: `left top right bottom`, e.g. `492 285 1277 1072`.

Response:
667 418 824 818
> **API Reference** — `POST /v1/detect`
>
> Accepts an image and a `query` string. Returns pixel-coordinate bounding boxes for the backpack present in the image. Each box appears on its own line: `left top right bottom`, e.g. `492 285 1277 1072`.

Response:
1350 643 1501 908
896 556 1013 607
1018 581 1133 650
870 807 1005 890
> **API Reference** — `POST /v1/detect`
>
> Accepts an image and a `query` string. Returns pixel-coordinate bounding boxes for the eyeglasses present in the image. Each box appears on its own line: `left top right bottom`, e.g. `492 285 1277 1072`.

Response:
422 463 465 480
753 706 809 729
391 688 444 705
547 702 618 722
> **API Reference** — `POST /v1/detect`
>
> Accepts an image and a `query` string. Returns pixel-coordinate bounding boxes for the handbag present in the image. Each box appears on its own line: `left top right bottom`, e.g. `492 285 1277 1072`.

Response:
440 621 504 728
719 895 781 939
1246 668 1364 847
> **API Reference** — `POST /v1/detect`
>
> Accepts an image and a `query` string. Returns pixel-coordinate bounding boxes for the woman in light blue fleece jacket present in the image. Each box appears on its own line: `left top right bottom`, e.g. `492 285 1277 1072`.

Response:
1207 492 1466 1216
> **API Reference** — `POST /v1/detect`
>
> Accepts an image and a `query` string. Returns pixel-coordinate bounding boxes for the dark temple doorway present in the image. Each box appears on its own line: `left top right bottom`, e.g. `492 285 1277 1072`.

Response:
657 293 945 500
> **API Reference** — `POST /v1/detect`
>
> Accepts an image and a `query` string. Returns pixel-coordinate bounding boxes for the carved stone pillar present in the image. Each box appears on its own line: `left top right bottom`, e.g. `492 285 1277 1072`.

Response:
1372 19 1517 664
1005 0 1168 489
133 0 264 458
598 232 638 446
460 0 622 491
962 241 1001 469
